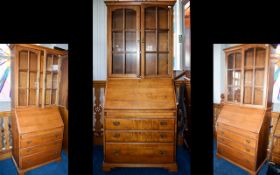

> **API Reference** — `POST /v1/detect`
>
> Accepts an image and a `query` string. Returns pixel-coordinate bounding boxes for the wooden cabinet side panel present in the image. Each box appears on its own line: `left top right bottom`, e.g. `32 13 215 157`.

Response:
256 110 271 168
11 110 20 167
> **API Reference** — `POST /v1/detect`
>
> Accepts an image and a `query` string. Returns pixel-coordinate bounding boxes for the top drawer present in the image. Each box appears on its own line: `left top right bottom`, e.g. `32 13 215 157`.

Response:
217 127 257 148
105 118 175 130
20 128 63 148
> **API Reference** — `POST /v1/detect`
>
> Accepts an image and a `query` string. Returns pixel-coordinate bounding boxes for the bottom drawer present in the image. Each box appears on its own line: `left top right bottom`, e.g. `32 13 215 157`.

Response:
272 155 280 165
218 143 255 170
105 143 174 163
21 149 60 169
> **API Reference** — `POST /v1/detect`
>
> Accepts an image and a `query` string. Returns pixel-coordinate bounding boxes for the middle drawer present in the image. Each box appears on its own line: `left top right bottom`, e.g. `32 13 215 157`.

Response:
105 131 174 142
105 118 175 130
20 140 62 156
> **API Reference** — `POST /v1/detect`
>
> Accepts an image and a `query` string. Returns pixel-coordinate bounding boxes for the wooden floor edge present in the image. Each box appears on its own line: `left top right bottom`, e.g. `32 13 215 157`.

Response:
216 153 267 174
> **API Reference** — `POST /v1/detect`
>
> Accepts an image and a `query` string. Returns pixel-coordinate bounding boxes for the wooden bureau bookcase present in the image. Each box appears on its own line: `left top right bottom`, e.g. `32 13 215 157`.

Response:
103 0 177 172
10 44 67 175
216 44 274 175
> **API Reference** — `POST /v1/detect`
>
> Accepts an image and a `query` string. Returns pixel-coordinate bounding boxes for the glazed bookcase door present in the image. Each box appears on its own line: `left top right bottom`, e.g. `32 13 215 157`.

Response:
243 47 266 106
16 47 41 107
226 51 242 103
44 53 61 107
141 5 172 78
108 6 140 78
225 45 268 107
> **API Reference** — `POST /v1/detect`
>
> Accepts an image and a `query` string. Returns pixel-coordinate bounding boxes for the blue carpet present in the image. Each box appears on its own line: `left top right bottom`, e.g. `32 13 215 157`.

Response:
93 146 191 175
0 151 68 175
214 140 268 175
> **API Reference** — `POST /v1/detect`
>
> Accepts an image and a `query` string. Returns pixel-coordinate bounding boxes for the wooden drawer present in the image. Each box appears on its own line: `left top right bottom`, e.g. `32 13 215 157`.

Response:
218 143 255 170
20 140 62 156
272 137 280 154
105 118 174 130
217 123 258 140
271 154 280 164
21 150 60 169
20 129 63 148
217 136 256 156
105 131 174 143
105 143 174 163
217 128 257 148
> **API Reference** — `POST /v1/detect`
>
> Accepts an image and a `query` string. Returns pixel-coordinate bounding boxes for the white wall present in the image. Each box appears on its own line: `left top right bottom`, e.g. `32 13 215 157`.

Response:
93 0 107 80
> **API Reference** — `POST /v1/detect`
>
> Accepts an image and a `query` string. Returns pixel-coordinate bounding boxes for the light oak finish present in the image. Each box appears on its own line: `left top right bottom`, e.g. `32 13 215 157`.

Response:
104 0 176 172
103 79 177 172
11 106 64 175
217 44 274 175
271 116 280 164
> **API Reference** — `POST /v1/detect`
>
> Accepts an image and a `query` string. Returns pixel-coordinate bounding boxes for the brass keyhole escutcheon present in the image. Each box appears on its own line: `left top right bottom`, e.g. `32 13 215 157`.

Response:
113 121 120 126
160 133 167 139
113 149 120 156
113 133 120 138
246 139 251 144
159 150 166 156
160 121 167 126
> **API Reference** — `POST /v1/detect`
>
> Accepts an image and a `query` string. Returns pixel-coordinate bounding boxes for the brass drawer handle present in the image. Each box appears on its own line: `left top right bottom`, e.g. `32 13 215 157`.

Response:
160 133 167 138
113 149 120 156
26 148 32 152
245 148 250 152
113 133 120 138
113 121 120 126
160 121 168 126
159 150 166 156
26 140 32 144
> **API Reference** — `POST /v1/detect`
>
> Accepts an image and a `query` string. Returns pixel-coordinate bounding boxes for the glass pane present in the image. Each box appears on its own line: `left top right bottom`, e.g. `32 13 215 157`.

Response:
145 32 156 51
126 32 137 52
29 89 36 105
126 53 138 74
45 89 51 105
233 87 241 102
158 54 168 75
227 87 233 102
227 70 233 86
158 32 168 51
19 71 27 88
46 73 52 89
125 9 136 29
145 7 156 29
255 48 266 67
233 70 241 86
52 73 58 89
19 51 28 70
51 90 56 104
112 53 124 74
255 69 264 87
40 55 44 72
243 87 252 104
158 7 168 29
39 89 42 105
244 70 253 86
29 52 38 71
19 89 27 106
46 55 53 71
228 54 234 69
29 73 37 89
235 53 241 69
53 56 59 65
254 88 263 105
245 48 254 68
112 9 123 29
145 53 157 75
113 32 124 52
